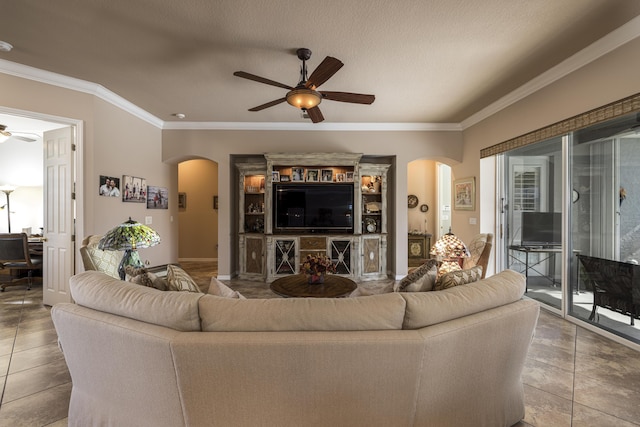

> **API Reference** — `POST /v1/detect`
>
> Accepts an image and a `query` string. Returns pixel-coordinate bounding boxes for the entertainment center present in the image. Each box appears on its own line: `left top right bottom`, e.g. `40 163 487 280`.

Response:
237 153 390 282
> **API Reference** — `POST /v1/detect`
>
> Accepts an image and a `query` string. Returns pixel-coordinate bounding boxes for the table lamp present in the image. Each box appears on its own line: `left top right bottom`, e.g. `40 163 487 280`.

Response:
430 228 470 276
98 217 161 279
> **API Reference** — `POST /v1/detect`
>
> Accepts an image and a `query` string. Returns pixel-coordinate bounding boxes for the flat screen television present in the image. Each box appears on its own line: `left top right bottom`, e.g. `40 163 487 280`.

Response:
521 212 561 247
273 183 354 233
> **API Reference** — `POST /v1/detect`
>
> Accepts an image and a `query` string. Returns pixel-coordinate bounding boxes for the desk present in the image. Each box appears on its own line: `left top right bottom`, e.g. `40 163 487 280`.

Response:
509 245 562 292
270 274 357 298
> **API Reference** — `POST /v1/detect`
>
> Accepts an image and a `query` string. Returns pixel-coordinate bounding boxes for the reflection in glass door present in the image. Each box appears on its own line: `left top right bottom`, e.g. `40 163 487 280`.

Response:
503 136 564 310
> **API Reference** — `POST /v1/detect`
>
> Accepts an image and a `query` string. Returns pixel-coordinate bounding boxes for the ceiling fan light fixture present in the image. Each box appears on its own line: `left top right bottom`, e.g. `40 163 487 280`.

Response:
0 125 11 143
286 88 322 109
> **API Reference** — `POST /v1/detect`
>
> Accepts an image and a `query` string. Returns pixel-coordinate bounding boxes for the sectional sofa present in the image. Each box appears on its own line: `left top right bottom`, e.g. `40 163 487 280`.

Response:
52 269 539 427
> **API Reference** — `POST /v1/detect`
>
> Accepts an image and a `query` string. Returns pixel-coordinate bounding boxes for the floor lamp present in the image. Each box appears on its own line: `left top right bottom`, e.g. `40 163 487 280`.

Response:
0 185 16 233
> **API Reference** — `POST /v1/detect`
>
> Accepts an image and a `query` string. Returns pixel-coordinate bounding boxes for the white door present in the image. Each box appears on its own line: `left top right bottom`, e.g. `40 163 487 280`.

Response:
42 126 75 306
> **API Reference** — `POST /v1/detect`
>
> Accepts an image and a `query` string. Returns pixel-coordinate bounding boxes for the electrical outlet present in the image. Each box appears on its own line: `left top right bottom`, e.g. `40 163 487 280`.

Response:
469 217 477 225
145 216 152 225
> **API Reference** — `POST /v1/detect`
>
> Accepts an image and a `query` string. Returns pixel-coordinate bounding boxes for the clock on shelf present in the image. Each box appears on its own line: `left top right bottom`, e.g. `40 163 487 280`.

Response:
365 218 377 233
408 194 418 208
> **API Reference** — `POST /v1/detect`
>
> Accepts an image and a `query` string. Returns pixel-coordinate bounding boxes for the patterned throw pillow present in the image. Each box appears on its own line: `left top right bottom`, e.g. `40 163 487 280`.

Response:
167 265 203 293
125 266 168 291
434 266 483 291
397 259 439 292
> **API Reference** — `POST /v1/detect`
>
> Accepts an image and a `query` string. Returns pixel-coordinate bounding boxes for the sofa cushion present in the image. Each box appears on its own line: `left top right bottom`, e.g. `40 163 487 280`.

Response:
69 271 204 331
400 269 526 330
199 292 406 332
397 259 438 292
207 277 246 299
166 265 202 293
434 266 483 290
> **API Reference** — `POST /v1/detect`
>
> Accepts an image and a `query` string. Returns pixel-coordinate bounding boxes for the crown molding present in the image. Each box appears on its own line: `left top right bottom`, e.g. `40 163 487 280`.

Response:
461 15 640 130
0 59 163 128
161 121 462 132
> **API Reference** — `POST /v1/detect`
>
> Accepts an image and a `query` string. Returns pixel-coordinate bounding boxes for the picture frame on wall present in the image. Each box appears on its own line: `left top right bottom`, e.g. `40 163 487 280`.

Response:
178 192 187 209
147 186 168 209
453 177 475 211
122 175 146 203
98 175 120 197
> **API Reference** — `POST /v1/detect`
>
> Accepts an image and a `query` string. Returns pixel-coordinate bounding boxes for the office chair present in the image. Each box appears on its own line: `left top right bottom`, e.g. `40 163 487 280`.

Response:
0 233 43 291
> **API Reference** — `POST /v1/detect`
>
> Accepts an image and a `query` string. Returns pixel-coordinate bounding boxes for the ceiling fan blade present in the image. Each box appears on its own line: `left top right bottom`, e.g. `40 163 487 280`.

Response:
305 57 343 89
248 97 287 112
12 135 37 142
233 71 293 90
320 91 375 104
305 106 324 123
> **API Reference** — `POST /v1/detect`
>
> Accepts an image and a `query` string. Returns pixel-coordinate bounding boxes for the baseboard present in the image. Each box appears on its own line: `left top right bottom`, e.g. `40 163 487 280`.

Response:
178 258 218 262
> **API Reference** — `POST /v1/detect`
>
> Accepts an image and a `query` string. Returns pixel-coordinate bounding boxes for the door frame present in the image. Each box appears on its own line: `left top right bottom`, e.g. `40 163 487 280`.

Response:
0 105 83 279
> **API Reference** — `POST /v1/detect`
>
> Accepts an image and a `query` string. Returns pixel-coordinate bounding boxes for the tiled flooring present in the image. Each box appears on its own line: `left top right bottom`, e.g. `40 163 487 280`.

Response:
1 265 640 426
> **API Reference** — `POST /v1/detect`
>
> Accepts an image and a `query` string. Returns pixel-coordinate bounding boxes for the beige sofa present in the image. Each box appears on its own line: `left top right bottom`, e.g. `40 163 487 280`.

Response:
52 270 539 427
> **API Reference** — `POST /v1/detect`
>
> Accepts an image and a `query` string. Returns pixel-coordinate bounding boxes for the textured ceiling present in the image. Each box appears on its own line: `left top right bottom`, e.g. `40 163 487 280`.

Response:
2 0 640 125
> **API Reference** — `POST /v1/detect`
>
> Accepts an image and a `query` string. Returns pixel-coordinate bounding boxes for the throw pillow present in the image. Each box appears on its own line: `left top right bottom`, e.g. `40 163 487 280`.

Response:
207 277 246 299
349 286 375 297
125 266 169 291
166 265 203 293
397 258 438 292
434 266 483 291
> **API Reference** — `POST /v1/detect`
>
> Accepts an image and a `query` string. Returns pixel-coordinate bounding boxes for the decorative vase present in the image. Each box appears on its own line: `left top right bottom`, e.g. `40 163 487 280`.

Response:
307 273 325 284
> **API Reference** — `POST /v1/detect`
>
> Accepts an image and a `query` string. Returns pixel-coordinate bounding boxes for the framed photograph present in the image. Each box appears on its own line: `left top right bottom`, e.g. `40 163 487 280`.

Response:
122 175 146 203
272 171 280 182
98 175 120 197
345 171 354 182
178 192 187 209
279 174 290 182
291 168 305 182
321 169 333 182
306 169 319 182
213 195 219 210
147 186 168 209
336 173 345 182
453 177 475 211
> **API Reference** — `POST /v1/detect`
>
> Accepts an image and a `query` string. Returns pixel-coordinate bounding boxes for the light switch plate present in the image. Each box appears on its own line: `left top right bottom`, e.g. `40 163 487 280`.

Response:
145 216 152 225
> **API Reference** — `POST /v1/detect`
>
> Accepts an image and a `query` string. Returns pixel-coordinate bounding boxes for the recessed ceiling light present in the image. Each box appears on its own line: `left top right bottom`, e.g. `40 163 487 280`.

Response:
172 113 186 119
0 41 13 52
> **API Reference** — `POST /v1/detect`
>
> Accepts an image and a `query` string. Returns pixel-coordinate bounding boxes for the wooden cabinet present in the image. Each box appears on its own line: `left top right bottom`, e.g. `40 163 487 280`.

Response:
408 233 432 267
237 163 266 280
237 154 391 282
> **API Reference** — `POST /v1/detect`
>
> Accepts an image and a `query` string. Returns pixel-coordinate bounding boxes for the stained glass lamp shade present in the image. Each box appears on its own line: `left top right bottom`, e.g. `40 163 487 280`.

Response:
430 228 469 274
98 217 161 279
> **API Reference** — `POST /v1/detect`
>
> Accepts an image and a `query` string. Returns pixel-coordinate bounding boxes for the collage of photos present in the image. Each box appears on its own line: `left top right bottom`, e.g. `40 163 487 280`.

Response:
98 174 168 210
271 168 354 183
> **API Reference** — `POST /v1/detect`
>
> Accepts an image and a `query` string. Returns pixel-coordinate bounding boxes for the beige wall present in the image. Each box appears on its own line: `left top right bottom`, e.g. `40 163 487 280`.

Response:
162 129 463 278
177 159 219 260
0 73 176 269
407 160 437 235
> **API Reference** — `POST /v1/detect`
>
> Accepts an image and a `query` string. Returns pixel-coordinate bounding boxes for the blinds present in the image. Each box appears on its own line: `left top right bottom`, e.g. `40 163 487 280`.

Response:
480 92 640 158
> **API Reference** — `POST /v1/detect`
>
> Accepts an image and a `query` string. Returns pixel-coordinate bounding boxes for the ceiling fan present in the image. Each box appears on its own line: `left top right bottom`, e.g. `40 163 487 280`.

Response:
233 48 375 123
0 124 38 143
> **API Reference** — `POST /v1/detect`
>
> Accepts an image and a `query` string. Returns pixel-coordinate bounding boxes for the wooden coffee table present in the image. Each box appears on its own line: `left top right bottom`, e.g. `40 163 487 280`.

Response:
270 274 357 298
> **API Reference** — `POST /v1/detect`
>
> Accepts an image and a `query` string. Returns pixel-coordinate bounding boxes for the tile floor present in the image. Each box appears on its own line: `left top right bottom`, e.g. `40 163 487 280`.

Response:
1 265 640 426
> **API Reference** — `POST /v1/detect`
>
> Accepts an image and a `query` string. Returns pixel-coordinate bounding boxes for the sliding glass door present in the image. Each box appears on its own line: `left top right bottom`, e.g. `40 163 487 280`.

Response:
499 111 640 344
503 136 563 310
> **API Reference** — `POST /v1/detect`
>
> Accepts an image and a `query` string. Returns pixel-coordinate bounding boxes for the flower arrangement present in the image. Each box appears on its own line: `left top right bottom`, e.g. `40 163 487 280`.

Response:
300 254 337 283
